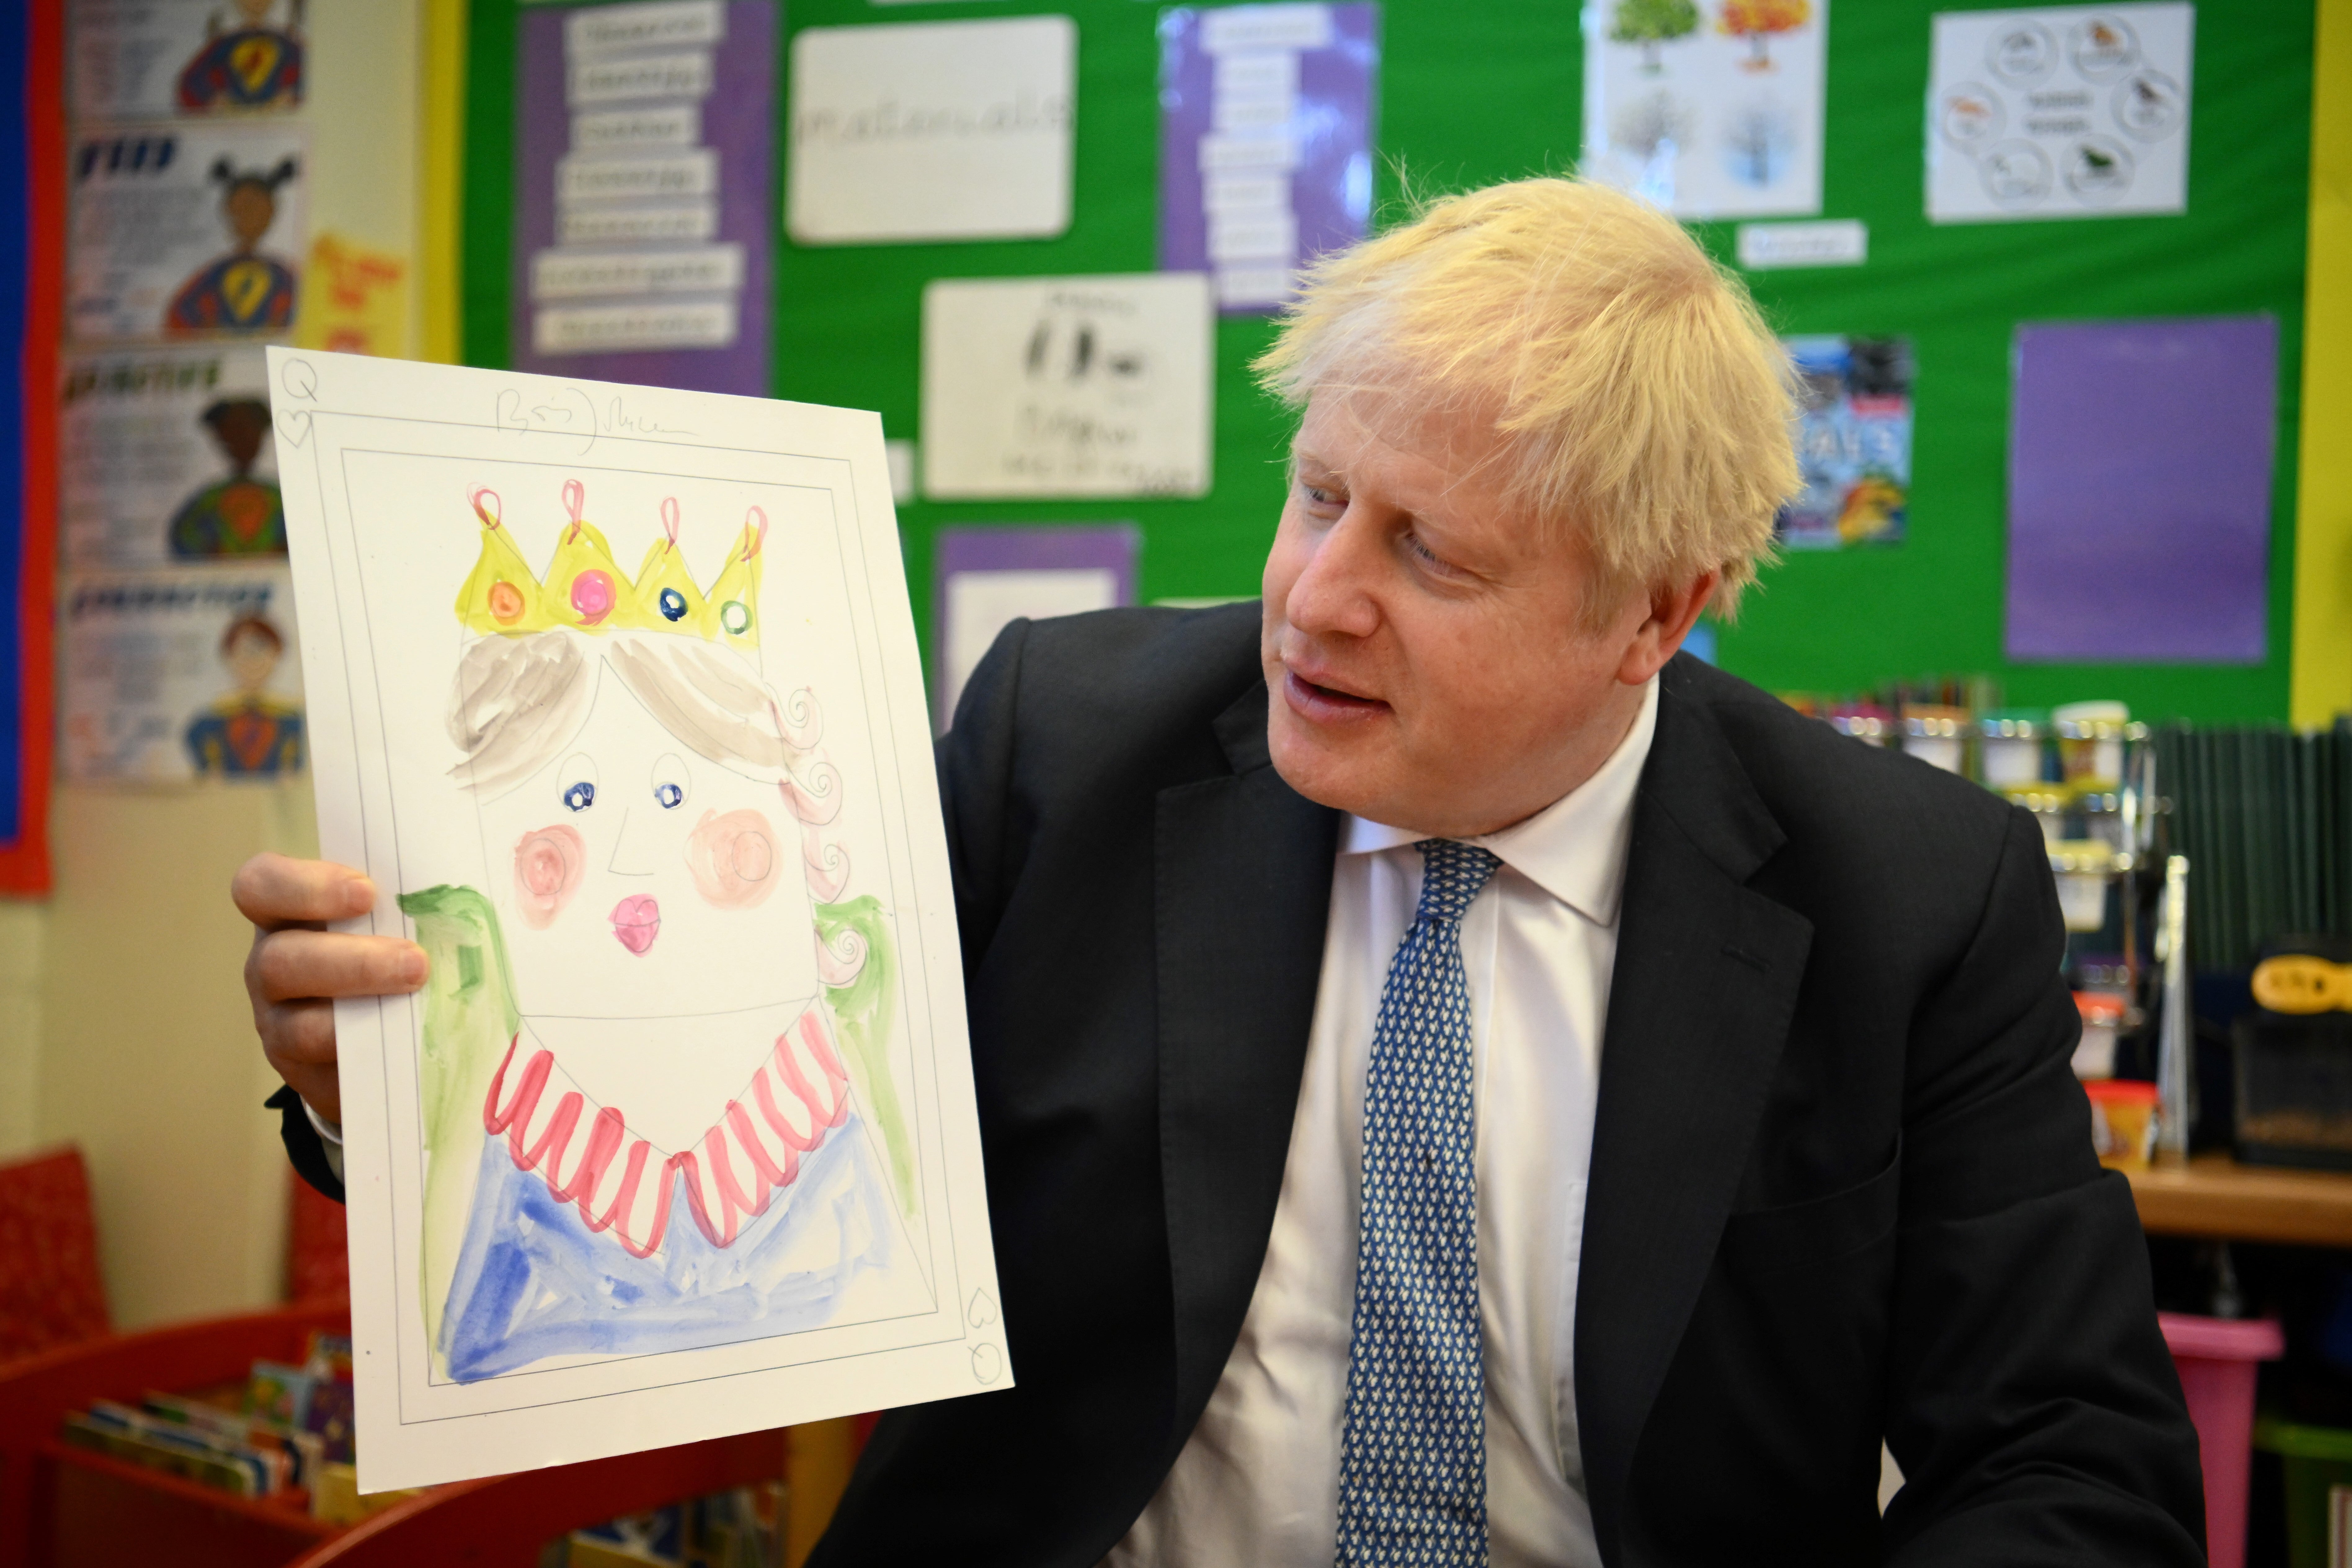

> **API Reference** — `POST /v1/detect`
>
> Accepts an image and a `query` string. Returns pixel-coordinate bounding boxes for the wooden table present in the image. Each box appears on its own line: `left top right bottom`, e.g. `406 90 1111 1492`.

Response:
2129 1154 2352 1246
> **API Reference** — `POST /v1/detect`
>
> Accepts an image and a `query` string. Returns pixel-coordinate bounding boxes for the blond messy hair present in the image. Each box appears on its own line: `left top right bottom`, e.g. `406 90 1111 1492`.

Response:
1254 177 1800 624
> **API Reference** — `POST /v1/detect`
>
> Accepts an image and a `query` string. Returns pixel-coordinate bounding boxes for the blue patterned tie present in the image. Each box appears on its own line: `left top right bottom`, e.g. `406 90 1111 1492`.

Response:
1337 838 1501 1567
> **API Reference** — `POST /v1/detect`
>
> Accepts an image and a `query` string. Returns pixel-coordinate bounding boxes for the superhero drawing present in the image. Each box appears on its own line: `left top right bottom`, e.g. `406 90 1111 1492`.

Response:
178 0 305 113
165 157 300 335
169 397 285 558
185 613 305 777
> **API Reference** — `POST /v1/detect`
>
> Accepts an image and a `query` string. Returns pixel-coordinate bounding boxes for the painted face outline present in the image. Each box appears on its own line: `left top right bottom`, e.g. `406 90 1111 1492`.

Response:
469 652 822 1021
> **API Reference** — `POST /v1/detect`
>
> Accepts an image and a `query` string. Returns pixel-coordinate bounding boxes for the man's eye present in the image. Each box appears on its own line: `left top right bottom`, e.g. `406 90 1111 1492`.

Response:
563 781 596 811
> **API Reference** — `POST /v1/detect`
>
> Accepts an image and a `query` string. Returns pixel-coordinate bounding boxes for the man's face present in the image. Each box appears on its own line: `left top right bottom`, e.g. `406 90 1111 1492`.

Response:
1260 386 1684 838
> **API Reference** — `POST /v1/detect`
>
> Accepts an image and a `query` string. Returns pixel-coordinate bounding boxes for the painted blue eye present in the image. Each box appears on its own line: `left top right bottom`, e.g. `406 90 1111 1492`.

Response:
563 781 596 811
655 781 684 809
658 586 687 622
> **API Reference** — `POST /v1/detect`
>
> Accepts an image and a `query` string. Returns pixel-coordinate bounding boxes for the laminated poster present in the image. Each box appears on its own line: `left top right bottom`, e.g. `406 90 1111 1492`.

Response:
68 119 309 342
60 565 304 784
70 0 306 120
266 348 1006 1488
1156 2 1380 314
1927 3 2193 223
920 273 1215 500
62 343 282 569
1775 335 1912 550
512 0 775 393
1582 0 1827 220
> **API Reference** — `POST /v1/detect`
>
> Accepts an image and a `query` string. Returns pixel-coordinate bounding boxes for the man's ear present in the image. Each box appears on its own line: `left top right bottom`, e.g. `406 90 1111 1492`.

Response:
1616 570 1718 686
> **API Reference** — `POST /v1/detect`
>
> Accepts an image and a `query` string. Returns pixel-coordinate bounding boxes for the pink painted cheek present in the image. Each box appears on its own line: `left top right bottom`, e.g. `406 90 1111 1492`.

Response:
513 825 585 929
686 809 780 909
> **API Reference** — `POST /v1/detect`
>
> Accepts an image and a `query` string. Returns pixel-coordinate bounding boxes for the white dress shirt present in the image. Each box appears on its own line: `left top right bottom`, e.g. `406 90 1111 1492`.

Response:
1108 676 1658 1568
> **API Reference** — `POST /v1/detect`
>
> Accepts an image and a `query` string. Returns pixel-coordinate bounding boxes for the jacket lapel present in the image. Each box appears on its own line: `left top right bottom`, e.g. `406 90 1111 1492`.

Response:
1155 679 1343 1457
1576 662 1814 1564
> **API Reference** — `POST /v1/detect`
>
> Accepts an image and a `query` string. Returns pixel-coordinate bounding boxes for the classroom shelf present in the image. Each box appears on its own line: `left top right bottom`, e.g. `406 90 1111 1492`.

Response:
2129 1154 2352 1247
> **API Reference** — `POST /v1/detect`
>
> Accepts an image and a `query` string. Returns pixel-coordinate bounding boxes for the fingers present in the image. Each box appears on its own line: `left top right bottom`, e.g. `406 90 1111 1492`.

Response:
247 927 427 1005
232 852 375 931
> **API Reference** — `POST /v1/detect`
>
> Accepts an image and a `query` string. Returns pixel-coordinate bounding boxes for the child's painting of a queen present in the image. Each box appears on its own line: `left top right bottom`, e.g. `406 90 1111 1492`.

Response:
271 350 1000 1488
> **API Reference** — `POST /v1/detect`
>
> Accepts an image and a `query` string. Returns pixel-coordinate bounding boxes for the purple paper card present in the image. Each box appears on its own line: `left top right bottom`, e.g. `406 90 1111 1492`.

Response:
1158 3 1379 314
932 525 1140 729
511 2 776 395
2004 317 2278 664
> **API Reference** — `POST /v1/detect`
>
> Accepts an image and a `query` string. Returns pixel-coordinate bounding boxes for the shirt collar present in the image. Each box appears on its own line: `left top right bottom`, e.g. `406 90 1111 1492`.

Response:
1342 676 1659 927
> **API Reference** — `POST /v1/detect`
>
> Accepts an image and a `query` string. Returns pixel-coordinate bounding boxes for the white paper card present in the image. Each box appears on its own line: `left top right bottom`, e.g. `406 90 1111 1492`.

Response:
1737 218 1869 268
1927 3 2193 222
265 348 1006 1490
1581 0 1828 220
787 16 1075 245
920 273 1214 499
941 569 1119 720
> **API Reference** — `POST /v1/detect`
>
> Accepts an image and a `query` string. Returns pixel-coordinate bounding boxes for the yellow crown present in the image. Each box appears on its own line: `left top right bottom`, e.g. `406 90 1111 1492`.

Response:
456 481 766 647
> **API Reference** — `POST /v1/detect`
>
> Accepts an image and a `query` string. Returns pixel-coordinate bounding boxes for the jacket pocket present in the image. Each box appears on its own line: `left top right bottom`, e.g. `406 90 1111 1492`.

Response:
1716 1137 1902 1277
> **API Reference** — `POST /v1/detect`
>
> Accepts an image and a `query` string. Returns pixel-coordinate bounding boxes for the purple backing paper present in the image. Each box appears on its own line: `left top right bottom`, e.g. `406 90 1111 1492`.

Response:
1158 4 1379 314
512 2 776 395
2004 317 2277 664
933 525 1139 725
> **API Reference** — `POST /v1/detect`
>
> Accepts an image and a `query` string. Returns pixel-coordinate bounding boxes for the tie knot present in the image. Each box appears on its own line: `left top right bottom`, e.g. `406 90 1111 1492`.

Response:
1414 839 1500 925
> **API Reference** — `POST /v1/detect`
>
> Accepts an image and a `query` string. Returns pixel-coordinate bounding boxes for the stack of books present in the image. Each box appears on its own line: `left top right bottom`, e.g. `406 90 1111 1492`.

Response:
559 1483 787 1568
58 1328 363 1516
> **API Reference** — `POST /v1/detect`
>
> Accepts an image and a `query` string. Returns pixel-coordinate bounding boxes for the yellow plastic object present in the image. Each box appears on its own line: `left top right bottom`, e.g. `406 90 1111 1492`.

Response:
2253 953 2352 1015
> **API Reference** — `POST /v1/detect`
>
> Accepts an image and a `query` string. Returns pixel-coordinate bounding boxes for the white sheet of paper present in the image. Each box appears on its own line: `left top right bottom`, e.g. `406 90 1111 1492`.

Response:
1581 0 1828 220
266 348 1006 1490
786 16 1075 245
1926 3 2192 223
941 568 1120 721
60 565 303 783
921 273 1214 499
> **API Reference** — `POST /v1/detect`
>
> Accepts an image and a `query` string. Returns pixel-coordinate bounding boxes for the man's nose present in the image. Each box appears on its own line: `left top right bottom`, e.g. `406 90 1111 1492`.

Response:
607 806 664 876
1284 510 1384 640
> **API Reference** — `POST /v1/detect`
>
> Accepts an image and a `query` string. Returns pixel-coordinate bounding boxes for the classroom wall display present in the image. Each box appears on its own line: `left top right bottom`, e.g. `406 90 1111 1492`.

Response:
1156 2 1380 314
2005 316 2274 663
512 0 776 393
70 0 307 120
1581 0 1828 219
920 273 1214 499
59 564 304 783
787 16 1076 245
1777 335 1913 549
1927 3 2193 223
268 348 1004 1489
61 344 281 568
931 524 1138 729
67 119 309 341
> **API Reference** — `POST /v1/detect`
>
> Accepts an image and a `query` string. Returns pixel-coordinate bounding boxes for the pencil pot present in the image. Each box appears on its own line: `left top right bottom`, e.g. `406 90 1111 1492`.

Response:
2235 939 2352 1171
2163 1313 2285 1568
2253 1418 2352 1568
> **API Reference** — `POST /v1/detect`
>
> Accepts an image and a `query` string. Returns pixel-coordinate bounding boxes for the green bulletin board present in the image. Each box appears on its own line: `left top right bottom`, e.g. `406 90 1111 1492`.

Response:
462 0 2316 722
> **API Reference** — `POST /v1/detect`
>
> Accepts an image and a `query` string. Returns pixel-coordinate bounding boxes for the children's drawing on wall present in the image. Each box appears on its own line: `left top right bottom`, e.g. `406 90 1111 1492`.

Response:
177 0 305 113
58 565 303 783
69 0 305 120
415 482 925 1384
1776 335 1913 549
269 350 1001 1489
186 611 304 775
61 344 275 568
1582 0 1827 218
168 157 301 334
68 122 309 342
171 397 285 557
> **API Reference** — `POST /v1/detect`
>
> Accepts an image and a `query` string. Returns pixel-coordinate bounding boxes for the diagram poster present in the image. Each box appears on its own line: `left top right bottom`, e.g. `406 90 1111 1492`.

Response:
1582 0 1827 220
269 348 1004 1489
1157 2 1380 314
62 343 280 568
921 273 1214 499
70 0 306 120
68 119 309 342
1776 335 1912 550
1927 3 2193 223
60 565 304 783
512 0 775 394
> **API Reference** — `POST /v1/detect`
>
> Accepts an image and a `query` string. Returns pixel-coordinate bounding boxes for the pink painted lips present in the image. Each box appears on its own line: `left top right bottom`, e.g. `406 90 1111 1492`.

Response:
610 895 660 955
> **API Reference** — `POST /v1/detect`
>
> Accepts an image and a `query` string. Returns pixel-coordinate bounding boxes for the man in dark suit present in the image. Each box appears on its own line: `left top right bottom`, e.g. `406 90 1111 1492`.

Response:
240 178 2201 1565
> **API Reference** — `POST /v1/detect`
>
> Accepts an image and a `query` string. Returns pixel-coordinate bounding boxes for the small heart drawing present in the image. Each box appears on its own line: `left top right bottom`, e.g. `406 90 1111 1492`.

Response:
967 1288 998 1328
275 409 313 447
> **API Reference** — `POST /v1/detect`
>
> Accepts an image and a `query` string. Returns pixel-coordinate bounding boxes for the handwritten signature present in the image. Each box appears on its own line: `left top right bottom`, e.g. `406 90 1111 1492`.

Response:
492 386 699 449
